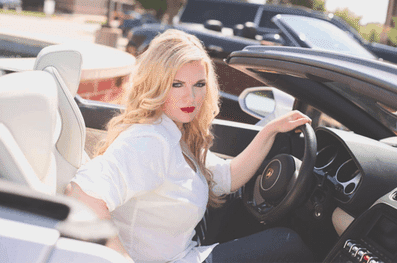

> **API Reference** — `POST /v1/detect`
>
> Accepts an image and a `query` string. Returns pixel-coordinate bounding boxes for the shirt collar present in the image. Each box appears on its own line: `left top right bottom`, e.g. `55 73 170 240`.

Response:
157 114 182 145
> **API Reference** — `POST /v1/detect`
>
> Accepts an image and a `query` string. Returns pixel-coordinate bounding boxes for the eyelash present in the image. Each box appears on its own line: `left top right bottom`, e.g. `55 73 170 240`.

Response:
172 83 182 88
172 82 206 88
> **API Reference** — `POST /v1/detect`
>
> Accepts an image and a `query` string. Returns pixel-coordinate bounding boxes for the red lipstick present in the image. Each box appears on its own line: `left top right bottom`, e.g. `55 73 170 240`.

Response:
181 107 195 113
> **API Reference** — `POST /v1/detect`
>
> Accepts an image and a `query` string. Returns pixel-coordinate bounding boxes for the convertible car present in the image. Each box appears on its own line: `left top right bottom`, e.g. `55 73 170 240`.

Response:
2 43 397 262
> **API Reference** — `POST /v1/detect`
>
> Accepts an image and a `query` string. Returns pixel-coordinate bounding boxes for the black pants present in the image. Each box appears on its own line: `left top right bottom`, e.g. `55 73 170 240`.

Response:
206 227 314 263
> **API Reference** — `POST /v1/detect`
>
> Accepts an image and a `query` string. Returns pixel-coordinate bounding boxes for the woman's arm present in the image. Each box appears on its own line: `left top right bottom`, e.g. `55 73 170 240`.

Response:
65 182 134 262
229 111 311 192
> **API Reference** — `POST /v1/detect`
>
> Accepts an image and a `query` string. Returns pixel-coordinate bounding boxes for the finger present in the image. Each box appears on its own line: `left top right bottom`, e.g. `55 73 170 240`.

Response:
290 117 311 131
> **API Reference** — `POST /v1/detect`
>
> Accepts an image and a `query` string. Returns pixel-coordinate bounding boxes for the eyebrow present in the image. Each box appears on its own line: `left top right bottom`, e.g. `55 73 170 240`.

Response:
173 79 207 83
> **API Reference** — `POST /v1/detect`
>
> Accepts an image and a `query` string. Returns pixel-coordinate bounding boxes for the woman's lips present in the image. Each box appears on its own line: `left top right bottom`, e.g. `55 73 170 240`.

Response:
181 107 195 113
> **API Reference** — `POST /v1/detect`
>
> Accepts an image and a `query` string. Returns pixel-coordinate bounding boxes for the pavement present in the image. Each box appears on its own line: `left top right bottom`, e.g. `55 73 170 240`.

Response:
0 12 128 50
0 12 135 82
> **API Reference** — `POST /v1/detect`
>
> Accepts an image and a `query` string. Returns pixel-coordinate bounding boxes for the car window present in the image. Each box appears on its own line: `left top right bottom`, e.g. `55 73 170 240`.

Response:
180 1 258 28
259 11 282 30
325 81 397 135
278 16 376 60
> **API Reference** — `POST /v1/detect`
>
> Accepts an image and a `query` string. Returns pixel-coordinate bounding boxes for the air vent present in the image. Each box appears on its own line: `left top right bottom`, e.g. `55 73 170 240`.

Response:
391 191 397 201
335 159 361 196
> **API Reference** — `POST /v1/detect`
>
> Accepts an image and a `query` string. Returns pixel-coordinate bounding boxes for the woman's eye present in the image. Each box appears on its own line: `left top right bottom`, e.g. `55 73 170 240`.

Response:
172 82 183 88
196 82 206 88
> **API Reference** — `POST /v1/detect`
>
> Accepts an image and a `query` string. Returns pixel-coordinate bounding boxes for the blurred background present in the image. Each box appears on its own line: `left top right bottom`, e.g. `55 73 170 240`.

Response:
7 0 397 47
2 0 397 116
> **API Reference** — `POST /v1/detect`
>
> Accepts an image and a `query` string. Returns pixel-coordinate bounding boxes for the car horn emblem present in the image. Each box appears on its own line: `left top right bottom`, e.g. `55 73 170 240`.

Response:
265 168 274 179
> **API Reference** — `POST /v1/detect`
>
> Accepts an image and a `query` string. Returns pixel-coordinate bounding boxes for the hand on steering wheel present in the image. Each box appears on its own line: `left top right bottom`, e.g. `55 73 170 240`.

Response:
243 123 317 224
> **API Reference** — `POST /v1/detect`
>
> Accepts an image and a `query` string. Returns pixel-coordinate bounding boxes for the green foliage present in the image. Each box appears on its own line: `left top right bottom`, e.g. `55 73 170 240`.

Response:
266 0 324 11
290 0 324 11
360 24 382 43
135 0 167 18
387 17 397 46
0 9 48 17
334 8 361 33
368 29 379 42
312 0 325 12
288 0 312 9
135 0 167 11
388 29 397 46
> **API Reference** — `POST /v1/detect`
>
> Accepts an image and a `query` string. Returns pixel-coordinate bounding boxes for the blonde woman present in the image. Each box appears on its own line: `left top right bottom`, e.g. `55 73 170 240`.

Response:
66 29 313 262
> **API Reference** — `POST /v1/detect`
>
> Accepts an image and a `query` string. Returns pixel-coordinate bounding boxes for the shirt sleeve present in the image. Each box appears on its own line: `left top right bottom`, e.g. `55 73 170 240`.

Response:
72 132 169 212
205 150 232 196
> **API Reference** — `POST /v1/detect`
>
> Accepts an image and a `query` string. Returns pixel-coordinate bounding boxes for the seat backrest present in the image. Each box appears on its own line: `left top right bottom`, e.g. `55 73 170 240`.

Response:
0 71 59 195
33 44 88 194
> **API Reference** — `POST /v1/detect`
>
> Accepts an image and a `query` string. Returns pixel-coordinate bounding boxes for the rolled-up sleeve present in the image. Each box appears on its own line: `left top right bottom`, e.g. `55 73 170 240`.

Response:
72 133 168 212
205 151 232 196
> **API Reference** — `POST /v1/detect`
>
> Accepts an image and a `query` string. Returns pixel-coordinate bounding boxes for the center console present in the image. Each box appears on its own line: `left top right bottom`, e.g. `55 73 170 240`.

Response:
324 189 397 263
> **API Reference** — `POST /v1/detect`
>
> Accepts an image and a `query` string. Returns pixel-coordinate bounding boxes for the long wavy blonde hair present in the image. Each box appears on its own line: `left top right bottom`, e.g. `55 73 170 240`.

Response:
96 29 224 207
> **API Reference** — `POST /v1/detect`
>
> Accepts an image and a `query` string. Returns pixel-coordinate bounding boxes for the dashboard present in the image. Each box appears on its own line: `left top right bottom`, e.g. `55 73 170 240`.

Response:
315 128 397 262
313 127 397 217
314 130 361 204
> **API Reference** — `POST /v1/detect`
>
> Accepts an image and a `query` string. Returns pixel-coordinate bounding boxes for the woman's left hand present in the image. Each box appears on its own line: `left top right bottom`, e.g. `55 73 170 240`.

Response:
229 110 311 191
267 110 312 134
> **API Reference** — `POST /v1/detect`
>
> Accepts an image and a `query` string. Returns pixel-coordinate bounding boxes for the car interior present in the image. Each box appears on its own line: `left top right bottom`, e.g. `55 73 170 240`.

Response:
3 43 397 263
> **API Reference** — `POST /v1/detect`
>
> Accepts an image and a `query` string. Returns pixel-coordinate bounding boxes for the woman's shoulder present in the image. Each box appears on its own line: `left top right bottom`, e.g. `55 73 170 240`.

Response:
117 115 181 147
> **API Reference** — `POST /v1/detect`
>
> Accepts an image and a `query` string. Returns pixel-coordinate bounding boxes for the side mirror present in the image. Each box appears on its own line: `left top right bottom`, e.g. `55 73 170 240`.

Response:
239 87 295 126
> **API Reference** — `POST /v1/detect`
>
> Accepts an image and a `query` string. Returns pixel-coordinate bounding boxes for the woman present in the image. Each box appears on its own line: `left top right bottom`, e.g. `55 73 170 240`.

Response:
66 29 312 262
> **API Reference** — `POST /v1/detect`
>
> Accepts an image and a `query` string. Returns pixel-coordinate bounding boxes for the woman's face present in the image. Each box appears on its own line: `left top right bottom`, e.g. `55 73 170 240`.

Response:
162 61 207 127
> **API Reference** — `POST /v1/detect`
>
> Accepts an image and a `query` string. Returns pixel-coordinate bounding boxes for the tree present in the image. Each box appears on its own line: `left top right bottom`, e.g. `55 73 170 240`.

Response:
387 17 397 46
266 0 325 11
135 0 167 20
333 8 361 33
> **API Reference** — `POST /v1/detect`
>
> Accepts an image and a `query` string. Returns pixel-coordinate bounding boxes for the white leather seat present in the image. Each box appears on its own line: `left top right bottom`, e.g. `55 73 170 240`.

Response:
33 44 89 194
0 71 59 195
0 49 130 262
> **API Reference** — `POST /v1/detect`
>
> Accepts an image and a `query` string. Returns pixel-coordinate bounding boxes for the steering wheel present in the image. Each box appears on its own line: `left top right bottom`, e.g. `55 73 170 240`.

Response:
243 123 317 224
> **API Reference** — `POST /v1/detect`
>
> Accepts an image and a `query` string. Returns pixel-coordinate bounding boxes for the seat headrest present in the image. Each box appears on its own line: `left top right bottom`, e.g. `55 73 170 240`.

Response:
34 45 83 97
0 71 58 192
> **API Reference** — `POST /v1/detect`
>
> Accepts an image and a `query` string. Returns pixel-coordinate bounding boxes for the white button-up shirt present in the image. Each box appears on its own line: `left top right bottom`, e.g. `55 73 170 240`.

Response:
72 114 232 262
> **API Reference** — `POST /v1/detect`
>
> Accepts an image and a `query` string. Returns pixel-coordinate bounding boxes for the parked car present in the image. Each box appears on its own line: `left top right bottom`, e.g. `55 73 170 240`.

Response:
0 0 21 10
119 11 159 37
128 0 397 64
3 41 397 261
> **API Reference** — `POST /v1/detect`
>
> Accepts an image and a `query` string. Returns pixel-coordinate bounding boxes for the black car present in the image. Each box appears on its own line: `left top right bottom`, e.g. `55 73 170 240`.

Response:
128 0 397 64
0 0 21 10
3 42 397 262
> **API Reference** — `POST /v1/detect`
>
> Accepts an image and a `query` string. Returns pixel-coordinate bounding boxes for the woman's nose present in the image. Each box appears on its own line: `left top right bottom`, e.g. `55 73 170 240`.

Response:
184 86 195 100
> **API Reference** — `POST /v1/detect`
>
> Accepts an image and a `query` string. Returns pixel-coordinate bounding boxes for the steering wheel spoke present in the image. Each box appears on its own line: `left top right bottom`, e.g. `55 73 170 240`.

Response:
252 200 274 214
243 123 317 224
